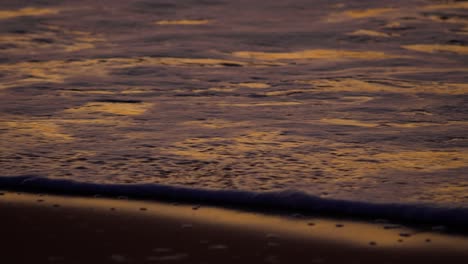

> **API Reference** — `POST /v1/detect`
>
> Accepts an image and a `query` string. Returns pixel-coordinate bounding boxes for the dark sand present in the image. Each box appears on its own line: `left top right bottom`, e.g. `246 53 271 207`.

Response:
1 191 468 264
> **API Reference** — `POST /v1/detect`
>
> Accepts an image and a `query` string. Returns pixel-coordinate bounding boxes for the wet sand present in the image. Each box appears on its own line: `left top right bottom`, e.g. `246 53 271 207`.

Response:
1 191 468 264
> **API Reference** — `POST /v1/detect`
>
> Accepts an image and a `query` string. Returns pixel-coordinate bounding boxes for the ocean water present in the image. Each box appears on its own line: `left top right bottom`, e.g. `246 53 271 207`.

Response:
1 0 468 223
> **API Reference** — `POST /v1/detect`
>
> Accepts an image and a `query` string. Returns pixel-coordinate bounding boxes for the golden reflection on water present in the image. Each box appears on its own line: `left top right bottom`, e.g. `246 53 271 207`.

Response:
62 90 116 95
217 101 302 107
424 2 468 10
426 14 468 25
344 8 395 19
182 119 251 129
0 28 105 53
432 185 468 204
0 7 59 19
155 19 211 25
167 131 304 161
237 82 271 89
58 118 129 126
65 102 153 116
0 57 248 90
264 89 310 96
120 89 152 94
320 118 378 128
2 120 73 141
164 127 468 186
347 30 394 38
374 151 468 172
233 49 398 61
320 118 468 128
326 8 396 23
154 57 244 66
458 26 468 35
63 42 95 52
191 87 238 93
402 44 468 55
300 79 468 95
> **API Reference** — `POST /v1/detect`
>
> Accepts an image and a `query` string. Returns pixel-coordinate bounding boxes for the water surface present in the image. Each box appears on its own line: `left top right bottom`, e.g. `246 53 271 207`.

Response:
1 0 467 207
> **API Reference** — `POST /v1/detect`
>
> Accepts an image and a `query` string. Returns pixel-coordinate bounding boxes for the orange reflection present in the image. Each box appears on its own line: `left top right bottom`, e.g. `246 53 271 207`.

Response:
424 2 468 10
344 8 395 18
233 49 398 61
2 120 73 141
300 79 468 95
65 102 153 116
402 44 468 55
347 30 395 38
0 7 59 19
155 20 211 25
0 27 105 53
182 119 251 129
237 82 271 89
0 57 247 90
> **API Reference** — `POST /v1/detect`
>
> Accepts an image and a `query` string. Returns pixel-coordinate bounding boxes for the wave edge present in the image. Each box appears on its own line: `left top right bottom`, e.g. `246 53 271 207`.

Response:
1 175 468 230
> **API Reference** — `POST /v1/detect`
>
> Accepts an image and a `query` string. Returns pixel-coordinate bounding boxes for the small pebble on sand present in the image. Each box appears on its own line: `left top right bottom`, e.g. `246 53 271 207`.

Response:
291 213 304 218
431 225 446 232
375 219 389 223
265 255 279 264
267 242 279 247
374 218 388 224
147 253 187 261
383 224 401 229
266 233 279 239
311 258 325 264
153 248 172 253
209 244 228 250
110 254 126 263
48 256 64 262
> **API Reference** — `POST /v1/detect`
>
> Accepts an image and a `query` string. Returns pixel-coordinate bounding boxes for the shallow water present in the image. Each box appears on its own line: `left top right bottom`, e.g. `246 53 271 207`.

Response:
1 0 467 208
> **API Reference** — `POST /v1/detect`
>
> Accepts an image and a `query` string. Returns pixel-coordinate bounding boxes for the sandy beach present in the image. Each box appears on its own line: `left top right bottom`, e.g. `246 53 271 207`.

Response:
1 191 468 264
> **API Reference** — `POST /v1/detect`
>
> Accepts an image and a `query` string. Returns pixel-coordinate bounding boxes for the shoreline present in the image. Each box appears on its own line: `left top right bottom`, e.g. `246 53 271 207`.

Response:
2 175 468 232
1 191 468 263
